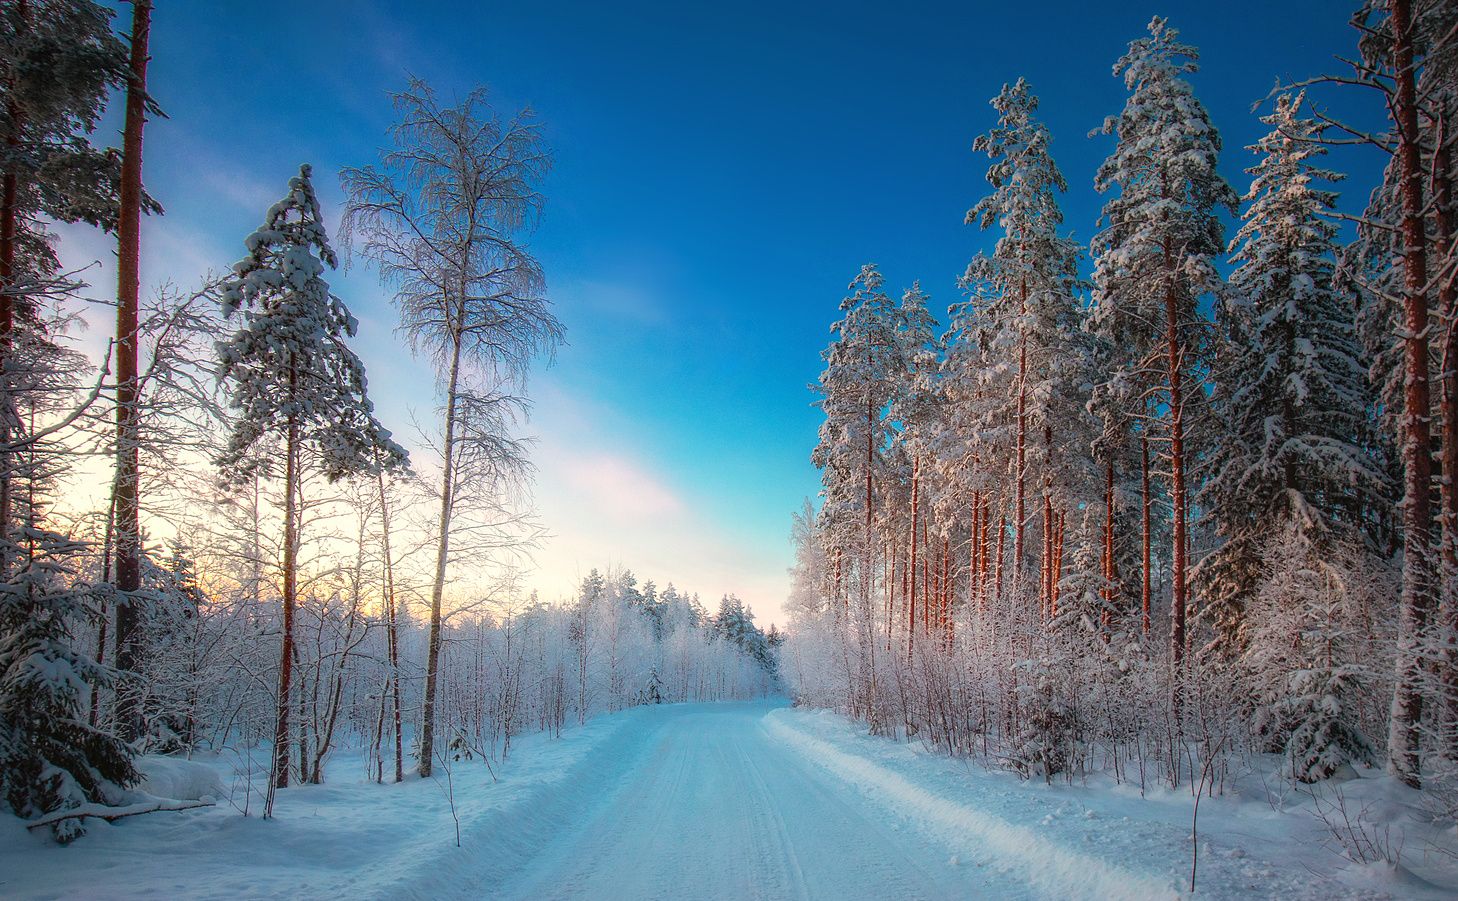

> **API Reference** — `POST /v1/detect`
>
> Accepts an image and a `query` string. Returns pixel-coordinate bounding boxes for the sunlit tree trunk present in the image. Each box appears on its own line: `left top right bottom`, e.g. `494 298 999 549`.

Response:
112 0 153 743
1387 0 1436 789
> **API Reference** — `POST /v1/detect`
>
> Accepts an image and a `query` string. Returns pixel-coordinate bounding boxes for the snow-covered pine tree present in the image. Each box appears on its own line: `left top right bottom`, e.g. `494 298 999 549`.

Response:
0 0 134 304
1338 0 1455 789
1089 18 1238 667
110 0 162 744
216 164 407 814
0 0 145 843
812 264 907 722
953 77 1089 617
813 264 906 609
1196 92 1388 659
890 282 943 643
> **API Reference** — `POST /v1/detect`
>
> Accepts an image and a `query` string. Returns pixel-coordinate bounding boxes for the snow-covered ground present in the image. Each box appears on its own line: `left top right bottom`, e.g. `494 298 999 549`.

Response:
3 701 1456 899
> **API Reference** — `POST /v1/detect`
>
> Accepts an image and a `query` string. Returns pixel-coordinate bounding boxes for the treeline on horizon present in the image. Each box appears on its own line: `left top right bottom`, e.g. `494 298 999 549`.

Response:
785 4 1458 810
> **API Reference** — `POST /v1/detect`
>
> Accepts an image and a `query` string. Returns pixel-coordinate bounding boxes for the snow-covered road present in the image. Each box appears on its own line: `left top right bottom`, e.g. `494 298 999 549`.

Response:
7 700 1452 900
494 703 1025 901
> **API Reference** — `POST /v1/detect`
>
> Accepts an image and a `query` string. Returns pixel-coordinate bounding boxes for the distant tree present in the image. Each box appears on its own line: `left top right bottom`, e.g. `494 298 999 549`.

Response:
215 164 406 814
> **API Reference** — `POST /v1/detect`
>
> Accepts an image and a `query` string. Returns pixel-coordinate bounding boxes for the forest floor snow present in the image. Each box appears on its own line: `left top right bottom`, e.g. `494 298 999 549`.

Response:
2 700 1456 900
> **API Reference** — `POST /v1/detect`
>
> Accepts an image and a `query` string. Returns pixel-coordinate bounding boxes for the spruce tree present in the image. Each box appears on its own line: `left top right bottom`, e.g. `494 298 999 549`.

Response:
1197 92 1387 657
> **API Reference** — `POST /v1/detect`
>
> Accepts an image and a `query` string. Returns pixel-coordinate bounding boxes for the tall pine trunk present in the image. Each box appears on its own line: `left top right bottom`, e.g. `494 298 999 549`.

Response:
267 408 300 815
1104 461 1116 628
0 0 27 581
112 0 153 743
910 456 919 643
1429 101 1458 766
1015 279 1028 575
1142 435 1152 637
1387 0 1436 789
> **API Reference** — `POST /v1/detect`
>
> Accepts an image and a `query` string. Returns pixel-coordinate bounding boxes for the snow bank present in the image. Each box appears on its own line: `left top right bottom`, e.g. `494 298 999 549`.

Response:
765 709 1178 901
134 756 225 802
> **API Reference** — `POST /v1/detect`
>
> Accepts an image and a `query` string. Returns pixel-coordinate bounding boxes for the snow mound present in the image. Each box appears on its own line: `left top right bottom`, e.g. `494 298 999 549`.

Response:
766 709 1178 901
135 756 224 802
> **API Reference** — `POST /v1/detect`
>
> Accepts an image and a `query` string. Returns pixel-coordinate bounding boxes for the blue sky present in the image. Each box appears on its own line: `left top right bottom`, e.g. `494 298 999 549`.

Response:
65 1 1381 626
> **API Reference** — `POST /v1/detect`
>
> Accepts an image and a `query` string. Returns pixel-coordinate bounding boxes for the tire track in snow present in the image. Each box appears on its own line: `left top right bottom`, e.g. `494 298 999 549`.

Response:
490 703 1019 900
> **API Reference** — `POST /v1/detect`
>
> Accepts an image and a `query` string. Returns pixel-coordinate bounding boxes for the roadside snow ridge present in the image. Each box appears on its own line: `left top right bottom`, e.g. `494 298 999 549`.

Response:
765 711 1179 901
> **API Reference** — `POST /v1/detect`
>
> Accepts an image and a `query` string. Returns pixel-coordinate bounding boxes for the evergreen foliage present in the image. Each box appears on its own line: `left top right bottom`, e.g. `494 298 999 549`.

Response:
1196 93 1389 656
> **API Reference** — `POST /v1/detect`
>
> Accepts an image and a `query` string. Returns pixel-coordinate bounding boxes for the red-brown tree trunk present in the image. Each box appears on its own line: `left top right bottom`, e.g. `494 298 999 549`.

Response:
1015 280 1028 575
909 456 919 644
1104 461 1116 629
0 0 29 575
1430 103 1458 766
269 411 300 811
1387 0 1436 789
112 0 152 743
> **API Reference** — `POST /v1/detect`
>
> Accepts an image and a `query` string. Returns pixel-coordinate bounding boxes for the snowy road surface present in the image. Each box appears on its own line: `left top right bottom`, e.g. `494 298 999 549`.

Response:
493 703 1027 900
12 700 1448 900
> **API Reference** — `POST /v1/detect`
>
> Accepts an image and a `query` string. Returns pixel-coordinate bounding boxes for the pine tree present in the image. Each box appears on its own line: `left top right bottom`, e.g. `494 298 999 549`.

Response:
110 0 159 744
0 0 144 843
812 264 906 603
1089 17 1238 667
958 78 1087 592
890 281 942 642
1339 0 1455 789
216 164 406 814
1196 92 1388 657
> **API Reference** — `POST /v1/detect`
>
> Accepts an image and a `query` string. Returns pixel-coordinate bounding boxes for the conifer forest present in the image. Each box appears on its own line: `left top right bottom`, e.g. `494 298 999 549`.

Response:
787 4 1458 809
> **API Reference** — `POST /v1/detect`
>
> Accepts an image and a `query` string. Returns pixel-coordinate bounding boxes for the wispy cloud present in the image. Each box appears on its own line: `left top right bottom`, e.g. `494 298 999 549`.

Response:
561 452 684 523
522 379 790 626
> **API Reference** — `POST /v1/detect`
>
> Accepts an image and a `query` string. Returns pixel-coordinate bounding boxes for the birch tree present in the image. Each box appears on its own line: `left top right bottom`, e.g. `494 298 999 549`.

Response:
340 78 563 778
